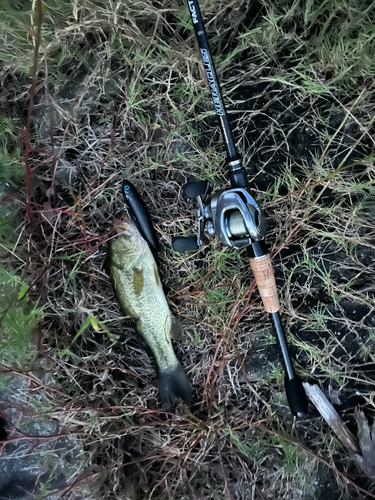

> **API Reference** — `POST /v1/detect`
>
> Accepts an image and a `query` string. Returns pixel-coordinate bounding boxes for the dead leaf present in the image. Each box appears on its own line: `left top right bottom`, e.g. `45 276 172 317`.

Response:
41 201 57 223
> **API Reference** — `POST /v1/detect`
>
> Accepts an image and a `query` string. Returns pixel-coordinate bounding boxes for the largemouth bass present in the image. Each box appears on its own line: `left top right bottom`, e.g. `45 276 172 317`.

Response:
108 213 192 409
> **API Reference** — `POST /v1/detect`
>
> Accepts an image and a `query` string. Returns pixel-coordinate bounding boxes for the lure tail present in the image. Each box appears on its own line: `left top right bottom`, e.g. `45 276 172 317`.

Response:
158 362 192 409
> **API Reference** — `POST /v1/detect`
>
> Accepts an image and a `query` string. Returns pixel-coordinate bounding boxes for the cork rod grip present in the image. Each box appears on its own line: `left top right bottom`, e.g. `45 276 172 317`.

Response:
250 254 280 313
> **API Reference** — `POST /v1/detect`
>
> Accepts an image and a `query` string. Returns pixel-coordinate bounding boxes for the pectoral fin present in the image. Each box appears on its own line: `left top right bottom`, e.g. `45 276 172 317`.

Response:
153 264 161 287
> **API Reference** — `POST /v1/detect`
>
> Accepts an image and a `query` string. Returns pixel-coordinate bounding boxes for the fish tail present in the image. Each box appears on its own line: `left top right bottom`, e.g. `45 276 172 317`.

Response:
158 362 192 409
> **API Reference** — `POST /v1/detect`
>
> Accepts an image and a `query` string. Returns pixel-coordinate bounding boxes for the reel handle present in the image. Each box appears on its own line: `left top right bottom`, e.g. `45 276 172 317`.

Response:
182 181 211 200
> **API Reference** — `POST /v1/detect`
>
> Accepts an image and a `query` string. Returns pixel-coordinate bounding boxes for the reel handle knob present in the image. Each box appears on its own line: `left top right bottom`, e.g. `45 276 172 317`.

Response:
172 236 199 253
182 181 211 200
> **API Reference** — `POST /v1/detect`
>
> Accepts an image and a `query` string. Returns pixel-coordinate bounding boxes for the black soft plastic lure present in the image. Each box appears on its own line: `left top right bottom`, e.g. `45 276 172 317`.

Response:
122 180 160 255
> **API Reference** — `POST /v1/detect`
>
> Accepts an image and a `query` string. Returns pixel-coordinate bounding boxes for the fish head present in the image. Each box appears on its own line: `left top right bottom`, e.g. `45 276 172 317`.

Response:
109 212 147 268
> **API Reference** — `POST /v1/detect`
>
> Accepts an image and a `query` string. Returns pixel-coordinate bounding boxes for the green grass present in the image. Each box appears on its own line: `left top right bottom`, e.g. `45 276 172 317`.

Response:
238 0 375 90
0 266 41 367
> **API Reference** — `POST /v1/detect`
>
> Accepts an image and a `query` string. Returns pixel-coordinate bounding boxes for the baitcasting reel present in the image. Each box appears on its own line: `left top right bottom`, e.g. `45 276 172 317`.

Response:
172 180 267 253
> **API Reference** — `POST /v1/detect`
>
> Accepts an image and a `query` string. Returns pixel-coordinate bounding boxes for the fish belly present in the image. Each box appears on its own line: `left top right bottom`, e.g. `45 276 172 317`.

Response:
111 257 178 372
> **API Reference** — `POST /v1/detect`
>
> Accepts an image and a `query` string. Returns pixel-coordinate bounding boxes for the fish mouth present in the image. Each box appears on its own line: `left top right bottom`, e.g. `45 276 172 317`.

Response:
112 212 134 235
117 223 131 235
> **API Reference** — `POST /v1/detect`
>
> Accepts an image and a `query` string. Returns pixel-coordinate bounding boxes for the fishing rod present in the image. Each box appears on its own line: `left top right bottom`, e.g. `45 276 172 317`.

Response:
172 0 308 416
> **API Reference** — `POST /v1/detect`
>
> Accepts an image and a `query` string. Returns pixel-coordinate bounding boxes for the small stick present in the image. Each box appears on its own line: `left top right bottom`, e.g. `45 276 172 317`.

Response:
302 382 360 454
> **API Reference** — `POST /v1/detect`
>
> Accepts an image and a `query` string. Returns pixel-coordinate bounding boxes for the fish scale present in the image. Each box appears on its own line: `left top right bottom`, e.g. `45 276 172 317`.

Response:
112 265 178 372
